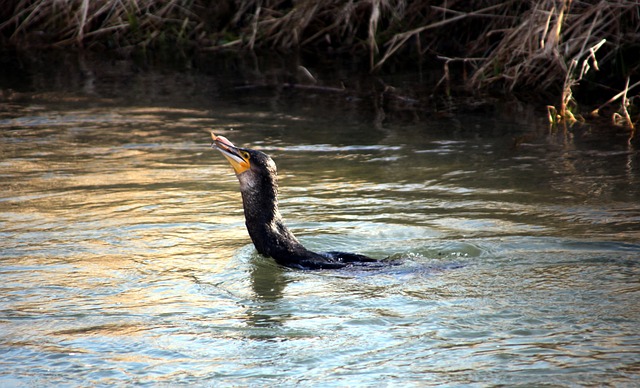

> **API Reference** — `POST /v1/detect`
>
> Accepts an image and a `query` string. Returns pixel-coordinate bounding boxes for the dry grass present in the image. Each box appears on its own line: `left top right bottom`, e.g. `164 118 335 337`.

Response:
2 0 638 127
1 0 204 51
467 0 640 128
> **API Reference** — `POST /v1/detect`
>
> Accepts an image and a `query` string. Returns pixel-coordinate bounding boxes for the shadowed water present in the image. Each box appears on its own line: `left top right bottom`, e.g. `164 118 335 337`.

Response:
1 54 639 386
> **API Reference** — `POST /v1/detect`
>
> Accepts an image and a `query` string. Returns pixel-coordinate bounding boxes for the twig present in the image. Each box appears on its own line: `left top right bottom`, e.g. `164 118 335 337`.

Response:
248 5 260 50
436 56 487 63
593 79 640 113
77 0 89 45
234 83 346 93
621 77 635 130
431 5 515 19
368 0 381 70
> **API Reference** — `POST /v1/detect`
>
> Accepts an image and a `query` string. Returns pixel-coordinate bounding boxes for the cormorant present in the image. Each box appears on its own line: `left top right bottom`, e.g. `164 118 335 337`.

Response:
211 133 382 270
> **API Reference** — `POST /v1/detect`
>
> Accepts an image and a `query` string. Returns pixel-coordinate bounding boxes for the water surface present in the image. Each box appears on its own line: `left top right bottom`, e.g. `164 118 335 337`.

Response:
1 54 639 386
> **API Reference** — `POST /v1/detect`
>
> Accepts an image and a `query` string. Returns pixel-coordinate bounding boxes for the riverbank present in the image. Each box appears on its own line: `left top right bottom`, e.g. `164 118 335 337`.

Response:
1 1 639 129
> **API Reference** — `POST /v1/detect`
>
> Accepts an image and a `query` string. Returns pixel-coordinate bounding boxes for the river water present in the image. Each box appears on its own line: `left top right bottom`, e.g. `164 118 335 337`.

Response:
1 54 639 386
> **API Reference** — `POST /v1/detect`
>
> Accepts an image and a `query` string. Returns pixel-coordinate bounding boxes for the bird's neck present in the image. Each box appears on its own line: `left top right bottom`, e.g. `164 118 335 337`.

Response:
238 172 308 258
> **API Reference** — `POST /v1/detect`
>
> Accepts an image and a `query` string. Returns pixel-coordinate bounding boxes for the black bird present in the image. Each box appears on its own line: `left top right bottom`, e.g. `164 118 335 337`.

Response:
211 133 382 270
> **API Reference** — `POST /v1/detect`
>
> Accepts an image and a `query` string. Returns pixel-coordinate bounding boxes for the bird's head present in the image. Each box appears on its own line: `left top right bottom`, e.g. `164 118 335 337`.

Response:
210 133 252 174
210 132 278 190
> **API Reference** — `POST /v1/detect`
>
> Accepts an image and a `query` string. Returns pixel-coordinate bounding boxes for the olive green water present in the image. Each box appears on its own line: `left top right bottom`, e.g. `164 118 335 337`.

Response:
1 54 639 386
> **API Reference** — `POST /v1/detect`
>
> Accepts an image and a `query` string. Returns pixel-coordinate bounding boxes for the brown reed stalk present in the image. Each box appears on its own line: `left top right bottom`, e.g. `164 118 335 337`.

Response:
1 0 201 50
372 2 513 72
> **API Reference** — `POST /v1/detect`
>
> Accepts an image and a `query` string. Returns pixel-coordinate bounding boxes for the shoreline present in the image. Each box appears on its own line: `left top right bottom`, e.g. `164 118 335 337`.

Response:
1 1 638 129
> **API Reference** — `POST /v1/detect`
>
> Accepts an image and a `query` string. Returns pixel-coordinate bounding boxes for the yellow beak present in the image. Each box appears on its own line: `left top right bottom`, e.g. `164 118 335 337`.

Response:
211 133 251 174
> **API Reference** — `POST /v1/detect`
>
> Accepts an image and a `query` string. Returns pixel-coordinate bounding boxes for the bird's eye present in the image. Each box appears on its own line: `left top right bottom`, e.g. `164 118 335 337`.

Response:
242 151 250 160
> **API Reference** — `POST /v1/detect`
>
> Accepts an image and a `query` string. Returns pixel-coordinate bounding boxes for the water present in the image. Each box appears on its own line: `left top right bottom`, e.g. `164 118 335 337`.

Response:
1 54 639 386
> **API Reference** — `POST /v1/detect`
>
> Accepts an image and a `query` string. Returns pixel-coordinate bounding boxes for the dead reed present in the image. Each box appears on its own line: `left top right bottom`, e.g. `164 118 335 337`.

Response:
467 0 640 129
0 0 205 50
2 0 638 127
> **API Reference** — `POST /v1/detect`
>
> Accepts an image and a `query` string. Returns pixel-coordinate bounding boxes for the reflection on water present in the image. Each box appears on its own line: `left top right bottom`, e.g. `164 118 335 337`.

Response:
1 53 639 386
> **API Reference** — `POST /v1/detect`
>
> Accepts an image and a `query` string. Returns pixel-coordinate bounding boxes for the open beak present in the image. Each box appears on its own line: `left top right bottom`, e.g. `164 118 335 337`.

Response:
210 132 251 174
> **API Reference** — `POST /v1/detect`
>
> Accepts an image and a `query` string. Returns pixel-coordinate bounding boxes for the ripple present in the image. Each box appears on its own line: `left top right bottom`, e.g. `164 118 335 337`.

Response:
262 144 403 152
2 73 639 386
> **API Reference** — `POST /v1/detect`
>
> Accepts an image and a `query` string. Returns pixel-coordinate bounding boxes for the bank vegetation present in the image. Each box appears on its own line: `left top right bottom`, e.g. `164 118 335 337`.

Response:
2 0 639 130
